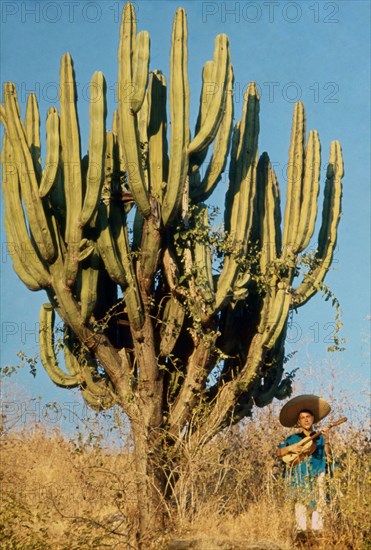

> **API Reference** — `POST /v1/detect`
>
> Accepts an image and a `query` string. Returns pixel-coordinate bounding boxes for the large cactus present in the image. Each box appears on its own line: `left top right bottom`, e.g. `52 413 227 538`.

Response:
0 2 343 538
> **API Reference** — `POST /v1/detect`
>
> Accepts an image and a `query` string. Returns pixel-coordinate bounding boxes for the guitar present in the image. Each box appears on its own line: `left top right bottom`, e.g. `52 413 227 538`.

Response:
282 416 347 466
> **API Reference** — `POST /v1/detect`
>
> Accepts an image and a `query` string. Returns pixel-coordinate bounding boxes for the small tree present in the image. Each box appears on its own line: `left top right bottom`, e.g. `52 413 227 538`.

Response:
0 2 343 542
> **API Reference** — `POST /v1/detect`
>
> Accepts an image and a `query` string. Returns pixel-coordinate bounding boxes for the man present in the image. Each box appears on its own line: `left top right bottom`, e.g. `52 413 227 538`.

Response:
276 394 332 535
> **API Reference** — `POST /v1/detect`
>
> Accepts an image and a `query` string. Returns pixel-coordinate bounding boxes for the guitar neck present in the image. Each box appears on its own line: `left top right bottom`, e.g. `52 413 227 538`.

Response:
301 417 347 444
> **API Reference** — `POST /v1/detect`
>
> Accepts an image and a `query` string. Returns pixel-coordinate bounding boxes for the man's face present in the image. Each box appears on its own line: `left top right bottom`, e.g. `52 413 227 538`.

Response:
297 411 314 431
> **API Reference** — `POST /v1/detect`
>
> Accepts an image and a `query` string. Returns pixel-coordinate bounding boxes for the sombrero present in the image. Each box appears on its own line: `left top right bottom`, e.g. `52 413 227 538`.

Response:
279 394 331 427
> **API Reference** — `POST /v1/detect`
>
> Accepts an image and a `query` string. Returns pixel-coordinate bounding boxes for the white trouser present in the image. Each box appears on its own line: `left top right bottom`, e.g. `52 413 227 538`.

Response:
295 472 326 531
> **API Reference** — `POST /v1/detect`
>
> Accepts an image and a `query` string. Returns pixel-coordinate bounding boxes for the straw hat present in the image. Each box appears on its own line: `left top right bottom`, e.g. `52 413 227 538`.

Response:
279 394 331 427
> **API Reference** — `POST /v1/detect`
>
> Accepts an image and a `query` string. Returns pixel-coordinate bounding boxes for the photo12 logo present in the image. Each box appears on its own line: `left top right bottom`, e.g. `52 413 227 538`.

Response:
1 1 140 24
201 2 340 24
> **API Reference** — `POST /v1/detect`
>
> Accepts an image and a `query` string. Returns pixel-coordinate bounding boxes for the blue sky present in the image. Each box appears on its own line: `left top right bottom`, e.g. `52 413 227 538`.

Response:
1 1 370 431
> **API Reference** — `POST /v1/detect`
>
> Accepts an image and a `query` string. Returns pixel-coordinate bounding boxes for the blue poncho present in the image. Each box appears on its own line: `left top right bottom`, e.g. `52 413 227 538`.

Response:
278 431 328 507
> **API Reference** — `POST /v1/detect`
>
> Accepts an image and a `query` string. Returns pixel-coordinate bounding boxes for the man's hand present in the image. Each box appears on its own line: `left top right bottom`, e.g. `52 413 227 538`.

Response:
288 442 304 455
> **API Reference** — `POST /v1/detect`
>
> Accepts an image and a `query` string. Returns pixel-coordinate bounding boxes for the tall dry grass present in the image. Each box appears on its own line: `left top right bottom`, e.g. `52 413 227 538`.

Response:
1 381 370 549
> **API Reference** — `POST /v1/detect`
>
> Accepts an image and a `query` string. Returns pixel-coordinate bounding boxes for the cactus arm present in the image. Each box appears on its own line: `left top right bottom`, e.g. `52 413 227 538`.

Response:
147 71 168 201
256 152 282 272
191 64 234 202
295 130 321 252
39 303 80 388
1 134 51 287
193 205 215 315
260 287 291 349
162 7 190 226
190 332 266 442
109 201 144 330
80 252 100 323
188 60 215 178
188 34 230 156
64 335 118 410
159 296 185 357
96 202 127 286
224 122 240 234
215 83 259 311
131 31 150 114
24 93 42 181
39 107 60 198
62 328 80 376
282 101 305 255
118 3 151 217
137 86 149 146
81 385 116 411
3 210 41 290
0 102 6 127
293 141 343 307
167 336 215 436
50 271 138 417
59 53 83 285
4 84 56 263
138 209 162 295
80 72 107 227
228 82 260 251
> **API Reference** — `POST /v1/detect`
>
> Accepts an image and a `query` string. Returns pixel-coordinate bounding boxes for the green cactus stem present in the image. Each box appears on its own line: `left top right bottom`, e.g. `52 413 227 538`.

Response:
118 3 151 217
39 107 60 198
59 53 82 286
215 82 260 311
293 140 343 307
190 64 234 202
160 295 185 357
147 71 169 201
4 84 56 264
188 34 230 156
1 135 51 287
162 7 190 226
80 71 107 227
25 93 42 180
39 303 80 388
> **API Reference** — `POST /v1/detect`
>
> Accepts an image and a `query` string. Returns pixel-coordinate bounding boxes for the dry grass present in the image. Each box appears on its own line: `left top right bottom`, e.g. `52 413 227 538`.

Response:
1 394 370 549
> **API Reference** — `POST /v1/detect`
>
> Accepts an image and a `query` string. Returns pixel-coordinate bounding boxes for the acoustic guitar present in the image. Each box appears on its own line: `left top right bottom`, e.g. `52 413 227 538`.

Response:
282 416 347 466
